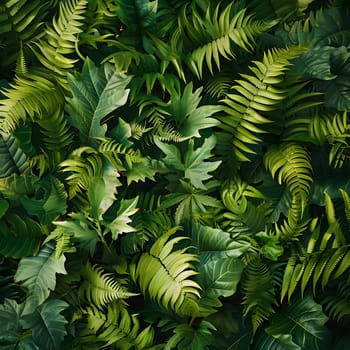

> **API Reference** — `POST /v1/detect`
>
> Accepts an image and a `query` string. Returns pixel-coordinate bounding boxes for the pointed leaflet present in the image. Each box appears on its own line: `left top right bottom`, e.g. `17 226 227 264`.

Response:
21 299 68 350
155 135 221 189
66 58 131 143
14 242 67 314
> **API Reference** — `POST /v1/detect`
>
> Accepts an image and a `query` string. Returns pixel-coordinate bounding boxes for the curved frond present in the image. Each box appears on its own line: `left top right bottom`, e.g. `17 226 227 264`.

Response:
80 264 137 309
220 47 305 161
0 68 65 131
29 0 88 88
130 227 201 315
220 177 268 235
241 255 278 334
84 302 154 349
264 142 313 211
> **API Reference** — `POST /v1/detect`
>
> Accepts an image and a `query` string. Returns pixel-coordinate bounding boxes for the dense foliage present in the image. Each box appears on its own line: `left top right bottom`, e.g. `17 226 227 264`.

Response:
0 0 350 348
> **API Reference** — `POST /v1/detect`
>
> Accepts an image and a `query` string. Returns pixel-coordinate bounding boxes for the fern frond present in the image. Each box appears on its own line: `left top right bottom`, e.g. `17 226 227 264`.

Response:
264 142 313 211
322 277 350 320
37 108 74 152
220 47 306 161
220 177 268 235
182 5 274 78
29 0 87 88
241 255 278 334
84 301 154 349
0 68 65 131
0 0 56 70
281 245 350 302
80 264 137 309
59 147 103 198
130 227 201 315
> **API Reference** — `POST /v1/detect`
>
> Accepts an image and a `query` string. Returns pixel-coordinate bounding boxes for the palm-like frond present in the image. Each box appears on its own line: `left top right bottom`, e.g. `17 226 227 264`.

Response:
220 47 305 161
80 264 137 309
130 227 201 315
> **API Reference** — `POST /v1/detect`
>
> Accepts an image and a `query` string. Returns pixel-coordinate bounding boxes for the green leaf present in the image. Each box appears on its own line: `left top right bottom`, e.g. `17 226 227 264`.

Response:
155 83 220 140
0 298 24 347
21 299 68 350
20 175 67 224
255 232 284 261
105 197 139 240
0 214 42 258
66 58 131 144
0 197 9 218
0 131 29 177
87 162 121 219
14 242 67 314
54 213 100 256
196 258 244 316
191 223 252 263
165 320 216 350
260 295 331 349
155 135 221 189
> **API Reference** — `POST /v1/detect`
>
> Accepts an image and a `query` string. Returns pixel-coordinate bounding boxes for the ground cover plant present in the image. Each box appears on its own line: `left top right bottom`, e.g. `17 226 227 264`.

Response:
0 0 350 348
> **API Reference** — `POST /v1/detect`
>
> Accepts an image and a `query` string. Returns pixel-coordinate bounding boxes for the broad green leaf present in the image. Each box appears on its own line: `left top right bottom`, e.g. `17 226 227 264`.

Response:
54 213 100 255
14 242 67 314
66 58 131 144
0 299 24 346
106 197 139 240
156 83 220 140
0 131 29 177
191 223 252 263
0 214 42 258
196 258 244 316
20 175 67 224
253 332 301 350
165 320 216 350
0 174 38 203
87 162 120 219
155 135 221 189
261 295 331 349
21 299 68 350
